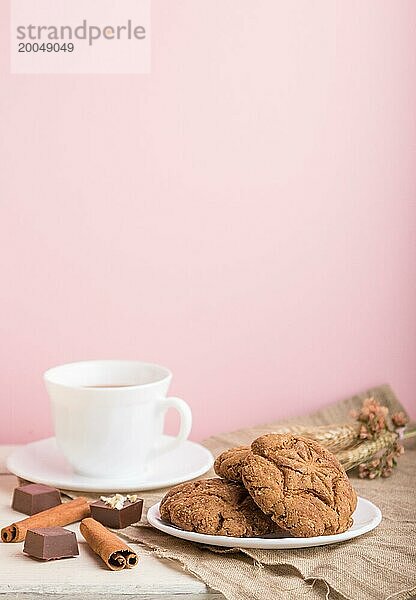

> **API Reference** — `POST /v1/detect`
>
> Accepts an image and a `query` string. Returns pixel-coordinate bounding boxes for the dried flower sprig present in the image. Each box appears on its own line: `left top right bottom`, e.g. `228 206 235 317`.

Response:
392 411 407 428
352 397 390 440
357 440 404 479
348 399 411 478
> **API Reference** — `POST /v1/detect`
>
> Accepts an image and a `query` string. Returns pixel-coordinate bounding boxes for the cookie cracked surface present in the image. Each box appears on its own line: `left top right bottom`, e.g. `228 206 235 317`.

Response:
241 434 357 537
214 446 251 481
159 478 277 537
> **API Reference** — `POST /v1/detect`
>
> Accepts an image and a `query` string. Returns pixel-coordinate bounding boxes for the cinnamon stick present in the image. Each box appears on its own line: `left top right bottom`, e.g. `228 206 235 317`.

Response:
80 517 138 571
1 497 90 543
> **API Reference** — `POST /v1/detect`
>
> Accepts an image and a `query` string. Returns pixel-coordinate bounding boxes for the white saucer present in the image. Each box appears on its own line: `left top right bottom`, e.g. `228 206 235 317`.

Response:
7 437 214 493
148 497 381 549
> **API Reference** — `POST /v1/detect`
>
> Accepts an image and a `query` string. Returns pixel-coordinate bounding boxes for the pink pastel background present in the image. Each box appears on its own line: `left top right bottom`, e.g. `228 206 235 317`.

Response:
1 1 415 444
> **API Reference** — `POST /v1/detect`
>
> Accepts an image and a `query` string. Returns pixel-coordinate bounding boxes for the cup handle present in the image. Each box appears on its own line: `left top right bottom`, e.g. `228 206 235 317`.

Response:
154 396 192 457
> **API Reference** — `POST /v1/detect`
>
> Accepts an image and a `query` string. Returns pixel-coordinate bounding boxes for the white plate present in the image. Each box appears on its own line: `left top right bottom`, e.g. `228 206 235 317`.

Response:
6 437 214 493
147 496 381 549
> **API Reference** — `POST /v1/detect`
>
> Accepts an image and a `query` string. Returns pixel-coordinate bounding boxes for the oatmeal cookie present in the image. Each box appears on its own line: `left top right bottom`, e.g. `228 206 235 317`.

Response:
214 446 251 481
241 434 357 537
159 478 277 537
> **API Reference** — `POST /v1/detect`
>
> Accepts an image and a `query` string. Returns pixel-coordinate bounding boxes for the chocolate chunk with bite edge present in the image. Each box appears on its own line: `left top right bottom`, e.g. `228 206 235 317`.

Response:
90 499 143 529
23 527 79 560
12 484 61 515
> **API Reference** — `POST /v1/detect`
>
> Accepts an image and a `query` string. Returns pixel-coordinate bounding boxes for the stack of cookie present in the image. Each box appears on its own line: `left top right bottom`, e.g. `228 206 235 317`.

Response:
160 434 357 538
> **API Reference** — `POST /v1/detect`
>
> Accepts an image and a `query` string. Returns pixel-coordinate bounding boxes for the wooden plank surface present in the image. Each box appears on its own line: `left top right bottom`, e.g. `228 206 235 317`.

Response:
0 447 221 598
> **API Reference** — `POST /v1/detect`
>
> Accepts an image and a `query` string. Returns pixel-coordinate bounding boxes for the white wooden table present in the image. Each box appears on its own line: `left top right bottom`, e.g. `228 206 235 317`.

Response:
0 446 222 599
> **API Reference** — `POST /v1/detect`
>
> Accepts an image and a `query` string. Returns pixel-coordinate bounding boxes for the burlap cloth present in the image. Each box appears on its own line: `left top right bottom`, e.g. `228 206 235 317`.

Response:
43 384 416 600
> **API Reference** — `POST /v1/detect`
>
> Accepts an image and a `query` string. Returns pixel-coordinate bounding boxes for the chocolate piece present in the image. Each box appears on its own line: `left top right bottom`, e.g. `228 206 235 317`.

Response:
23 527 79 560
12 484 61 516
90 499 143 529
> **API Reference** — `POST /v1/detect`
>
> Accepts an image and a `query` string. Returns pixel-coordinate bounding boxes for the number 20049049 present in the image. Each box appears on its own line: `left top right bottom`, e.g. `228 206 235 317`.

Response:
18 42 74 52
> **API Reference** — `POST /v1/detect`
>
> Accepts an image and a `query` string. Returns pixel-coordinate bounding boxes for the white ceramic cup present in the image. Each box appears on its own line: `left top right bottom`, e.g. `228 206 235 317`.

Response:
44 360 192 479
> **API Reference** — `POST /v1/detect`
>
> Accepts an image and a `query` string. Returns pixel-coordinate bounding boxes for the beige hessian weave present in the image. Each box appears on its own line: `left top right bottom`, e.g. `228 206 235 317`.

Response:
60 384 416 600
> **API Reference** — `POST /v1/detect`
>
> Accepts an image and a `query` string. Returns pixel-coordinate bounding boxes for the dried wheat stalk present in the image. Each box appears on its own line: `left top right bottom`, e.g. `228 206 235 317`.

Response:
335 430 398 471
274 423 360 452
